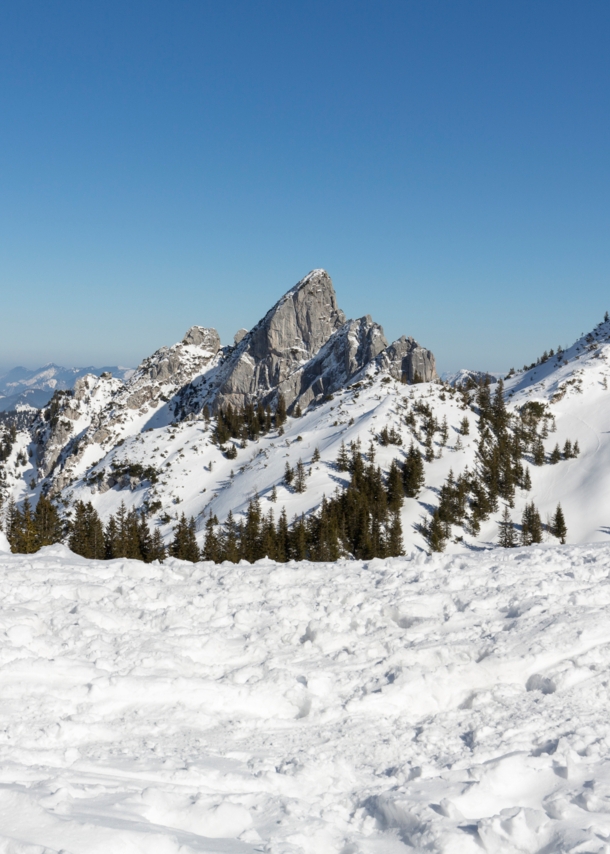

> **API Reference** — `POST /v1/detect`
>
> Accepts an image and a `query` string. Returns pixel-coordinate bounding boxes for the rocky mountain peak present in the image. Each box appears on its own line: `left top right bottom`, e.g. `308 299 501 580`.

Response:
206 269 347 410
182 327 221 352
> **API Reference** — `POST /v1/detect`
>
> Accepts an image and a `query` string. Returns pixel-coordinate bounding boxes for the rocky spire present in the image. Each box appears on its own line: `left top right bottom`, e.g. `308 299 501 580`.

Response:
209 269 347 409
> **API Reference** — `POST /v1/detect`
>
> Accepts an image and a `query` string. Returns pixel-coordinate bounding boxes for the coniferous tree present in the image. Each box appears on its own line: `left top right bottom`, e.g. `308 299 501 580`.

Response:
221 510 240 563
284 462 294 487
550 503 567 544
532 436 545 466
402 443 425 497
386 510 404 557
422 509 447 553
243 495 262 562
202 515 221 561
550 444 561 464
498 505 516 548
387 459 404 512
336 441 349 472
69 501 105 559
521 502 543 545
563 439 573 460
149 527 166 562
170 513 200 562
33 495 63 548
294 459 307 493
275 395 287 428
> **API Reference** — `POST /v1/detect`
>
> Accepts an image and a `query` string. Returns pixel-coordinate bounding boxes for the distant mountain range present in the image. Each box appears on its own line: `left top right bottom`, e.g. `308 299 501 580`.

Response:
0 364 134 412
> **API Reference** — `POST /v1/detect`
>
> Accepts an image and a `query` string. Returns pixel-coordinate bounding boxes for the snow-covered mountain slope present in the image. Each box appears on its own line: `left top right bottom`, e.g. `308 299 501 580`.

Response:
2 274 610 555
1 543 610 852
0 270 440 541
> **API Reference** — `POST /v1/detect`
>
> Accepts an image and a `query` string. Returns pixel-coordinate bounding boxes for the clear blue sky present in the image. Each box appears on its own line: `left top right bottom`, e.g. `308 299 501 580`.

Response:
1 0 609 374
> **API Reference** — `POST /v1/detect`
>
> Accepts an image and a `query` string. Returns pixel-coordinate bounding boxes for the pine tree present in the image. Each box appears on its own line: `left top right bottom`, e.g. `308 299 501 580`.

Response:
9 499 37 554
459 417 470 436
221 510 240 563
522 467 532 491
498 505 516 548
563 439 573 459
403 443 425 497
275 394 287 428
336 441 349 472
387 459 404 511
69 501 105 559
423 509 447 553
491 380 508 435
170 513 200 562
270 485 278 503
386 510 404 557
532 436 545 466
284 462 294 486
137 512 153 561
243 495 262 562
294 459 307 493
550 444 561 464
202 515 221 561
149 528 166 562
521 502 543 545
33 495 63 548
312 447 320 463
550 503 567 544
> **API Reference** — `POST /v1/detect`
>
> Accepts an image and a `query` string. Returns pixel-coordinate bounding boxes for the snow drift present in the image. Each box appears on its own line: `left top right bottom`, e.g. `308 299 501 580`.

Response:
0 544 610 852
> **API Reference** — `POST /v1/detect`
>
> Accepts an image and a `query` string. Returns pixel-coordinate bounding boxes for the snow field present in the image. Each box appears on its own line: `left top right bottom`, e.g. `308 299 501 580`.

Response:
1 545 610 851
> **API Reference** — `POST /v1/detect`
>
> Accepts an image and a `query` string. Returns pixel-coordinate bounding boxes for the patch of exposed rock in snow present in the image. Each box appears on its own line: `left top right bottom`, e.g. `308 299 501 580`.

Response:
0 544 610 852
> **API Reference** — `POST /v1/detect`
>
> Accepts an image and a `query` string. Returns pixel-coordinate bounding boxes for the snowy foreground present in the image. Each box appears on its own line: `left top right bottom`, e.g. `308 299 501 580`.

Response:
1 545 610 853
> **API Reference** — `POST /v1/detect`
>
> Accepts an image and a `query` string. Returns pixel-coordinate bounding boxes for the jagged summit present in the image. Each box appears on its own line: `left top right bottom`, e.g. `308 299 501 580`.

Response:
202 269 348 411
189 268 436 413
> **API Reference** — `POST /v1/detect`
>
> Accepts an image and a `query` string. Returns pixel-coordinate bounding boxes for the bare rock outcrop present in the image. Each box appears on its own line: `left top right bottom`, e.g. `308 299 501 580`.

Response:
276 316 388 411
208 270 346 410
377 336 437 383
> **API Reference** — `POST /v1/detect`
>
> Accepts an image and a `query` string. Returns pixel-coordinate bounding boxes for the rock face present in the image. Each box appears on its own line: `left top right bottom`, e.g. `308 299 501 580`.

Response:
182 268 438 413
207 270 347 410
277 316 388 411
377 336 437 383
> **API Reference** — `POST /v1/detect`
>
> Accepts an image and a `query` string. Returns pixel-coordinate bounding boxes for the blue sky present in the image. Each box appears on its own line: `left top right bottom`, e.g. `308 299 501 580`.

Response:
1 1 609 374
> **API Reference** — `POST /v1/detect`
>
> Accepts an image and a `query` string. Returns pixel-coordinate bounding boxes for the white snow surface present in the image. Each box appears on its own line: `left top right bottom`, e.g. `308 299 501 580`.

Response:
2 544 610 852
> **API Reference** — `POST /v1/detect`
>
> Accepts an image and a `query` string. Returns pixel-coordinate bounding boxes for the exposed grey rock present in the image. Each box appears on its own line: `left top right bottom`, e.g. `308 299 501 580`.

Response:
182 327 221 352
234 329 248 345
377 336 437 383
208 270 346 410
276 316 388 411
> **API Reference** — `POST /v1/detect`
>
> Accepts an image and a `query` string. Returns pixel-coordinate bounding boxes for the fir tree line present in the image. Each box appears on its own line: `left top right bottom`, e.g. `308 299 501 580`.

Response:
419 379 574 552
202 438 405 563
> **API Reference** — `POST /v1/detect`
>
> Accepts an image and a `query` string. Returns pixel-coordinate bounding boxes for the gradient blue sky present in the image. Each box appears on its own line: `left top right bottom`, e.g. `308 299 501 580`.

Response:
1 1 609 374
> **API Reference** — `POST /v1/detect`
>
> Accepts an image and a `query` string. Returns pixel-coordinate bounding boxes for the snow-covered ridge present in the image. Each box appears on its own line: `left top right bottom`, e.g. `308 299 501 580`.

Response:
0 543 609 851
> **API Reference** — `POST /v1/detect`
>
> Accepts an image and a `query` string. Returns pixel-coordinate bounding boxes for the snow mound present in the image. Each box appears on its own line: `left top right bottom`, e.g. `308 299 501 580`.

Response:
0 530 9 552
0 544 609 851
